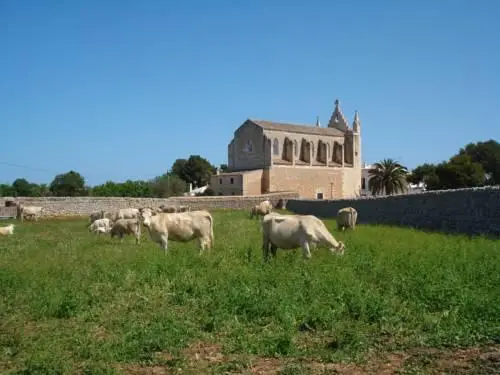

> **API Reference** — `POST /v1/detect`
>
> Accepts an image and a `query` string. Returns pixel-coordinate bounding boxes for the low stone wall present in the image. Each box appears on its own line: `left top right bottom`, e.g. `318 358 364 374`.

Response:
286 186 500 237
2 192 299 218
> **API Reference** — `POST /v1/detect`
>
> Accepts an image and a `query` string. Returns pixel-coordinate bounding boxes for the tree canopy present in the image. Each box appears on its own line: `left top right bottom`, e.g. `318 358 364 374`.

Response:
368 159 409 196
408 139 497 191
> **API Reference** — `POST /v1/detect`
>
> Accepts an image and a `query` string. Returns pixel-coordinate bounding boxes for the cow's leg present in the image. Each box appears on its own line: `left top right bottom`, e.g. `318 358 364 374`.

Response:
262 235 270 261
270 244 278 258
300 240 312 259
135 231 140 245
160 234 169 254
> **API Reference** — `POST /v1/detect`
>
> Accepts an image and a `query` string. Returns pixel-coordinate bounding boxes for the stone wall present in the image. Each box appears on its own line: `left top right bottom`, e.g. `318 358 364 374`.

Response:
3 192 299 219
286 186 500 237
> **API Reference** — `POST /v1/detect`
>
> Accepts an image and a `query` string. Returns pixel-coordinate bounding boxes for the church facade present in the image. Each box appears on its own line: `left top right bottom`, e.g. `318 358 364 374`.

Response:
210 99 362 199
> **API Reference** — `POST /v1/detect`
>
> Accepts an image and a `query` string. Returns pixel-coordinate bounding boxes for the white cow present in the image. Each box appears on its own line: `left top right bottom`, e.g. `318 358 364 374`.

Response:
88 218 112 235
261 213 345 260
17 205 43 222
250 199 273 219
336 207 358 231
140 210 214 254
0 224 14 236
109 218 142 244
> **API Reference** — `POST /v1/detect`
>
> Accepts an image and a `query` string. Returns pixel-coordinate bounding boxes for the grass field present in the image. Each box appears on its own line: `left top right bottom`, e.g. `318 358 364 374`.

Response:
0 210 499 374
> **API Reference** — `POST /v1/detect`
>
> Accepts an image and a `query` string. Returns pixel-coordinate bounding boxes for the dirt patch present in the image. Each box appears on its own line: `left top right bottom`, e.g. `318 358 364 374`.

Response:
110 343 500 375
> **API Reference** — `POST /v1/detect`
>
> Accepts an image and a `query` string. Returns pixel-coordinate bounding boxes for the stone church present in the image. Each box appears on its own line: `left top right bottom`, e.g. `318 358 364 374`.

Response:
210 99 362 199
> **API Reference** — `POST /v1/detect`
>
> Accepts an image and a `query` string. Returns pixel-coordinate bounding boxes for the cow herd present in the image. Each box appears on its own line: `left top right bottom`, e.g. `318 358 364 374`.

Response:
0 200 359 261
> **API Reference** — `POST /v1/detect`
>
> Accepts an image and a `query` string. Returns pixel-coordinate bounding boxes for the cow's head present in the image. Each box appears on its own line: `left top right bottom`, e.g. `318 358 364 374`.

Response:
335 241 345 256
140 208 157 226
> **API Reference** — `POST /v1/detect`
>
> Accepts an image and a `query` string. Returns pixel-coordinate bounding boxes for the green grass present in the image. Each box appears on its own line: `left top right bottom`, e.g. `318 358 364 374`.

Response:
0 210 499 374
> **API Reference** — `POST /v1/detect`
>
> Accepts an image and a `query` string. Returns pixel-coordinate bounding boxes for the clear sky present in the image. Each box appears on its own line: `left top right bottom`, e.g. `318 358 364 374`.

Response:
1 0 499 186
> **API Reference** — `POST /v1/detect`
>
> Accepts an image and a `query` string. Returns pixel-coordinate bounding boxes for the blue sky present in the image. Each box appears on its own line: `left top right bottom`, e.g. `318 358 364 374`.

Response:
1 0 499 186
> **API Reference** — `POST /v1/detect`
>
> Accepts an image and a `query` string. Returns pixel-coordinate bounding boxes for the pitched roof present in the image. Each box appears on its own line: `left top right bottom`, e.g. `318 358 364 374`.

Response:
248 119 345 137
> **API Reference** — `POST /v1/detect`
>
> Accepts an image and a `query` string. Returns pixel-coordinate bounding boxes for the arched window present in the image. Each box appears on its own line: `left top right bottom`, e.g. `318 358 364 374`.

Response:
273 139 279 156
243 139 253 153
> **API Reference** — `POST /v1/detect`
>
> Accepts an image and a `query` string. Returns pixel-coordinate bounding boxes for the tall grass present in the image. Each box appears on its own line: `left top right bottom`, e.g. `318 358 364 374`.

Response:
0 210 499 373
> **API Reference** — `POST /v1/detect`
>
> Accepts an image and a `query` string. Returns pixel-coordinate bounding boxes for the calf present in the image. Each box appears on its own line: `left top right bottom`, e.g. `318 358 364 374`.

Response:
0 224 14 236
88 218 112 235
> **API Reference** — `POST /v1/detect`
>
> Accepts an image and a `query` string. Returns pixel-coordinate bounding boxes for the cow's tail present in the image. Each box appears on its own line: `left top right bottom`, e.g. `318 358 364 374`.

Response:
207 212 214 249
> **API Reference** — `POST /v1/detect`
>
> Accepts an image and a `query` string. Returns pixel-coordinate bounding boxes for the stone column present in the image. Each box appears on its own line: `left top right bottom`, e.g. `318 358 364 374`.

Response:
292 140 296 166
326 143 330 167
309 141 313 166
341 144 345 167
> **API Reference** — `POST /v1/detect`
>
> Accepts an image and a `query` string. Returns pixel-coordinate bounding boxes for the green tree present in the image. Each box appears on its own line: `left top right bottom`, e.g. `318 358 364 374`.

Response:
12 178 35 196
407 163 437 185
458 139 500 184
368 159 409 196
49 170 87 196
171 155 215 188
219 164 229 172
0 184 16 197
150 173 187 198
431 154 485 190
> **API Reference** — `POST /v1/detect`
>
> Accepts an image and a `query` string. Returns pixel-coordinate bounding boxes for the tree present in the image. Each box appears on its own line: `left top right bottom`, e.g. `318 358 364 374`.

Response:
219 164 229 172
12 178 35 196
458 139 500 185
407 163 437 185
49 170 87 196
150 173 187 198
431 154 485 190
171 159 188 182
368 159 409 196
0 184 16 197
171 155 215 188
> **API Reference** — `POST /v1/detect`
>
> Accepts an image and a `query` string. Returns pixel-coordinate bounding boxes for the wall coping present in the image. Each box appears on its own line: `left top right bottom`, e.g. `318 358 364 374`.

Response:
294 185 500 203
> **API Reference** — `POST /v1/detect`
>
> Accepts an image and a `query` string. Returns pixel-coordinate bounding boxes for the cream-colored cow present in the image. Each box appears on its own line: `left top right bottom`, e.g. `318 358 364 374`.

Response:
261 213 345 260
140 209 214 254
250 199 273 219
17 205 43 222
0 224 14 236
336 207 358 231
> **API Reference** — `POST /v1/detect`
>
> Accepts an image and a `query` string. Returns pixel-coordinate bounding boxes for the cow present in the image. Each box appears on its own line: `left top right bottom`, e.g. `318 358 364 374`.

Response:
88 218 112 235
0 224 14 236
109 218 142 244
261 213 345 260
250 200 273 219
158 204 178 213
106 208 140 222
336 207 358 231
17 204 43 222
140 209 214 254
89 210 105 223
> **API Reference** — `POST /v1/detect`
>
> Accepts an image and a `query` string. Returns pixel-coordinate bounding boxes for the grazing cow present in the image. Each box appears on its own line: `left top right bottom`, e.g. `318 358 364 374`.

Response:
250 200 273 219
140 209 214 254
89 210 105 223
88 218 112 235
261 213 345 260
17 204 43 222
336 207 358 231
109 218 142 244
0 224 14 236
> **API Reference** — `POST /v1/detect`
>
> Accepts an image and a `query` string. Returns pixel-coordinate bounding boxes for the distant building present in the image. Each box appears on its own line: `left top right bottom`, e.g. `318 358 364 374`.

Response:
211 99 363 199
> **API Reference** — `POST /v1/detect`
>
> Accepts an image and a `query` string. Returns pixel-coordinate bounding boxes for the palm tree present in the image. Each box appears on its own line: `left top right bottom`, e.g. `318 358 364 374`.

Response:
368 159 409 196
